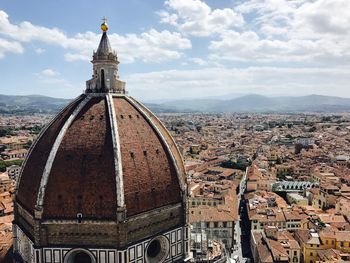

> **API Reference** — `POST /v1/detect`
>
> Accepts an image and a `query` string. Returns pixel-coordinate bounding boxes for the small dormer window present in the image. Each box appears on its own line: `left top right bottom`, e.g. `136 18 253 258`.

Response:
77 213 83 223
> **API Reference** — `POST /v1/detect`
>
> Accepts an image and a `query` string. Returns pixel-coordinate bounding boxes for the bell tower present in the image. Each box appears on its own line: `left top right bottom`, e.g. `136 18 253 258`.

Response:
86 18 126 94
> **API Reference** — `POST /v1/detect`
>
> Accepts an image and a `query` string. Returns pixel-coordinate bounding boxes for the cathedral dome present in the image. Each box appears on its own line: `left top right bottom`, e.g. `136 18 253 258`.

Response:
16 93 186 220
14 21 189 263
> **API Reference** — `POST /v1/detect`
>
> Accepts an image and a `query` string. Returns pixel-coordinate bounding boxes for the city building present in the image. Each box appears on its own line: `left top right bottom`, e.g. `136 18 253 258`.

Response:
0 173 12 194
189 186 237 249
251 226 300 263
335 196 350 220
287 193 308 206
295 227 350 263
246 164 276 192
294 229 323 263
247 191 288 231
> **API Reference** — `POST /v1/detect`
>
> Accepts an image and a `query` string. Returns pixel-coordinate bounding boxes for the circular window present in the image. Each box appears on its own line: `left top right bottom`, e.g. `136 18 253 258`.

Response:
64 249 96 263
147 239 161 258
74 252 91 263
145 236 169 263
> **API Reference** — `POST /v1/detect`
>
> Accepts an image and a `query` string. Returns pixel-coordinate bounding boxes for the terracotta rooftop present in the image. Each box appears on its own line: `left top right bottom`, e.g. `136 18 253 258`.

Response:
0 231 12 263
189 187 238 222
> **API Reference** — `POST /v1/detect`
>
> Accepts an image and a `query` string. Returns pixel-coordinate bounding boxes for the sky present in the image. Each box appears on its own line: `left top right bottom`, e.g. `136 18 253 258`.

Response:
0 0 350 101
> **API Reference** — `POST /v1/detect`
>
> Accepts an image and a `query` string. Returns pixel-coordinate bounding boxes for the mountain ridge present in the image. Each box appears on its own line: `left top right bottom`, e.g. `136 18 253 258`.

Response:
0 93 350 114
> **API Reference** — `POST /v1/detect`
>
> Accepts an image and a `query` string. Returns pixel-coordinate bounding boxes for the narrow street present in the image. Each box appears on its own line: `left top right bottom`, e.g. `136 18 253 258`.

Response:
230 169 251 262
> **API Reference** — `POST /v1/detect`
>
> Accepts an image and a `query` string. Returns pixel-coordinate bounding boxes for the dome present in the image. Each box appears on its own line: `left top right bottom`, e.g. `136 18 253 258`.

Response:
16 94 186 219
14 21 189 263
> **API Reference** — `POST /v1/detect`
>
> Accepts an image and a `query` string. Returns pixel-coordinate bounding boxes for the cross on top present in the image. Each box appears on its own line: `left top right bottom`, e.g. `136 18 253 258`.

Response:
102 17 107 24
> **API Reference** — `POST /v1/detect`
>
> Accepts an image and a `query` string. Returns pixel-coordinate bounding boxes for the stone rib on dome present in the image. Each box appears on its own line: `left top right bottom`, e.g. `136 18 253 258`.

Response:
113 96 182 216
42 96 117 219
16 95 85 214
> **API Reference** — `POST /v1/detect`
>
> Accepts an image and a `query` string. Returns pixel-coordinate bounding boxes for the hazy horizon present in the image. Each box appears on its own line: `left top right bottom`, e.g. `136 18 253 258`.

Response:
2 92 350 104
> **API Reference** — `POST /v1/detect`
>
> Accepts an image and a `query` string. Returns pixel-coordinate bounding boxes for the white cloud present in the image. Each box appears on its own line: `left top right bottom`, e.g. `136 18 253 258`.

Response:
235 0 350 40
207 0 350 65
0 37 23 58
188 57 208 66
0 11 67 43
208 31 326 63
260 24 288 37
0 10 191 63
292 0 350 38
35 48 45 54
40 69 60 77
108 29 191 63
157 11 179 26
157 0 350 65
159 0 244 36
64 52 90 62
35 69 77 90
126 66 350 100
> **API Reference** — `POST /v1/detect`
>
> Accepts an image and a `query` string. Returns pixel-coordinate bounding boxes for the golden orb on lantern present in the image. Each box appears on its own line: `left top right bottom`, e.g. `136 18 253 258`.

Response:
101 17 108 32
101 22 108 32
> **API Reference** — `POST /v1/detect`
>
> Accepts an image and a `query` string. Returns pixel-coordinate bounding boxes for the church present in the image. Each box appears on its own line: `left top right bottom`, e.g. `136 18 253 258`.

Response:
13 20 190 263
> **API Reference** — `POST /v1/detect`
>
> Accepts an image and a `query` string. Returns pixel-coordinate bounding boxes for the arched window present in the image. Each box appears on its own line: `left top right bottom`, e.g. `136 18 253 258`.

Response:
101 69 105 89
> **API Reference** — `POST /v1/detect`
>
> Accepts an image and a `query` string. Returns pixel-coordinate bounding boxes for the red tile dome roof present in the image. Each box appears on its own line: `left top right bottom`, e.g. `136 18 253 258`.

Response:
16 94 186 219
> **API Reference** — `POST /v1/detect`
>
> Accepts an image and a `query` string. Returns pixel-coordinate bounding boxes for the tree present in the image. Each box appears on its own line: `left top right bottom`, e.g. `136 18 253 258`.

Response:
286 134 293 139
0 128 15 137
30 125 43 134
308 126 317 132
24 140 33 149
221 160 235 169
276 156 283 164
0 159 23 172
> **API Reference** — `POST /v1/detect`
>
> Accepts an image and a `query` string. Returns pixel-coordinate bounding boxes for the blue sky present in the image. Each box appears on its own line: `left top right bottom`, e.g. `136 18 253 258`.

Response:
1 0 350 101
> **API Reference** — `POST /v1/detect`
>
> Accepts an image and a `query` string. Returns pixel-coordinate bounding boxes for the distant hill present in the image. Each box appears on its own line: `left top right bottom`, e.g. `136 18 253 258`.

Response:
0 94 70 114
158 94 350 113
157 98 223 112
141 102 186 113
0 94 182 114
1 94 350 114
